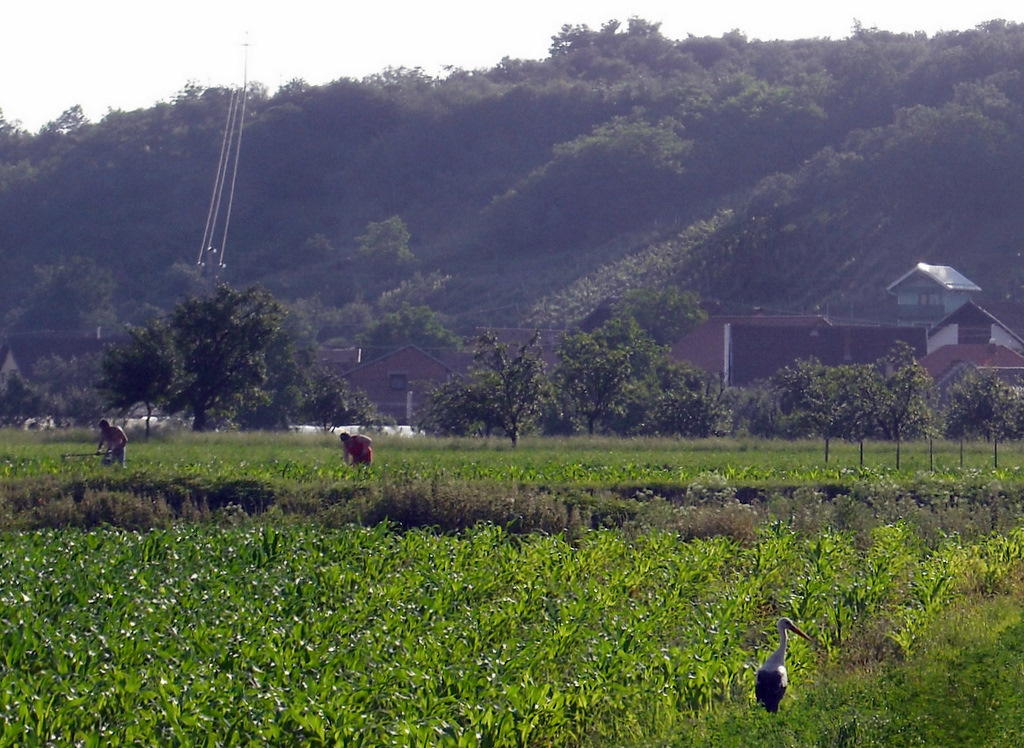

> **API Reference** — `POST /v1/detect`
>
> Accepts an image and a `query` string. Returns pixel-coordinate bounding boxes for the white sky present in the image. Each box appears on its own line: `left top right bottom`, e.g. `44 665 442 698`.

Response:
4 1 1024 132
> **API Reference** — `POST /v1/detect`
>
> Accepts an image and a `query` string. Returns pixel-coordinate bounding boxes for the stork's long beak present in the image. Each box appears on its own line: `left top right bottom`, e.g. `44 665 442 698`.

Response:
789 622 814 643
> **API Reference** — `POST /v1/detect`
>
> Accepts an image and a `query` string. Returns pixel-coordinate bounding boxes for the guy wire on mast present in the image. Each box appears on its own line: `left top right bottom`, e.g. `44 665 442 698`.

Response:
196 36 250 283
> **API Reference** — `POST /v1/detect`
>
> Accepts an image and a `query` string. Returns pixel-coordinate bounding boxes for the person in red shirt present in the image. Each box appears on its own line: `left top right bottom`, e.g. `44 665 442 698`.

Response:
339 431 373 465
96 418 128 466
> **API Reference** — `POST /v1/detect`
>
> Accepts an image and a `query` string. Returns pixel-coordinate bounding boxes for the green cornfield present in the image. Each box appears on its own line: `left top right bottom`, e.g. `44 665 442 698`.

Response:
3 430 1024 745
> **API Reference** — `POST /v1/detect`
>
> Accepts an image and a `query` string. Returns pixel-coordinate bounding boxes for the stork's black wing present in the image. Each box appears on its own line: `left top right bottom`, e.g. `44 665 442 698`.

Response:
755 668 786 712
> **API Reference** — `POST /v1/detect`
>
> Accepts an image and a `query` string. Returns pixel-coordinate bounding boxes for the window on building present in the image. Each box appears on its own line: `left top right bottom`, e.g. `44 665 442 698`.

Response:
918 292 941 306
389 373 408 390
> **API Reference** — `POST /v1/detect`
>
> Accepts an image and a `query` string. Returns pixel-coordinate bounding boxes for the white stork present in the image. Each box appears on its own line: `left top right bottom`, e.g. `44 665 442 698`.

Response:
755 617 813 712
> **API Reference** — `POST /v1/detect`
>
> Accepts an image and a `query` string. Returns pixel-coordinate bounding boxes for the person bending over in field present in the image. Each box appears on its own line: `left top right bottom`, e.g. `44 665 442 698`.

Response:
97 418 128 466
339 431 373 465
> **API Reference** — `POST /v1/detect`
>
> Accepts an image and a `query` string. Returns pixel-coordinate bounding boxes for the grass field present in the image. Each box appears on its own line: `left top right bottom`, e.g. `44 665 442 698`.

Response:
2 429 1024 745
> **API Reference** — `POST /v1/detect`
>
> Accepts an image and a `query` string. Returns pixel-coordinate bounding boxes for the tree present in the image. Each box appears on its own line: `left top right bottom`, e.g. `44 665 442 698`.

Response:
724 382 781 438
31 353 106 428
774 359 877 462
830 364 879 466
356 216 414 264
417 377 501 437
357 303 461 356
11 257 116 333
98 320 175 437
469 332 549 446
944 369 1019 467
39 105 88 137
0 374 45 427
615 287 707 345
233 334 309 431
870 343 935 469
300 367 376 432
590 317 672 436
165 285 289 431
483 115 693 252
553 330 631 434
650 359 725 437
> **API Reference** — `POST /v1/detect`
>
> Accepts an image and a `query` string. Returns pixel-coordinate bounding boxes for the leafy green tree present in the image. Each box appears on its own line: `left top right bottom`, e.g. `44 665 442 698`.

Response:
594 316 664 379
233 336 308 431
418 378 501 437
650 359 725 437
98 320 175 437
39 105 88 137
774 359 877 462
31 353 105 427
11 257 116 333
723 383 780 438
553 330 631 434
831 364 880 466
357 216 414 264
469 332 549 446
165 285 289 431
870 343 935 469
944 370 1019 467
587 317 672 436
615 287 707 345
358 303 461 356
0 373 45 427
484 115 693 251
300 366 376 432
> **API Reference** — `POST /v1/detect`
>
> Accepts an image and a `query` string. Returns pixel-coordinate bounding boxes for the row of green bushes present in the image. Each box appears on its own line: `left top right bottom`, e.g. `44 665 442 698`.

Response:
4 469 1024 545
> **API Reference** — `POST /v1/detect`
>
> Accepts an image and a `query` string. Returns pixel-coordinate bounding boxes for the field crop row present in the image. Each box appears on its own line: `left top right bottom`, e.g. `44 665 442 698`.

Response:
7 432 1024 547
7 432 1024 481
2 522 1022 745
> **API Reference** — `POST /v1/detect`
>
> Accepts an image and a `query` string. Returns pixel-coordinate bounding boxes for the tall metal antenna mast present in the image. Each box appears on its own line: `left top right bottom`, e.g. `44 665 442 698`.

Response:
196 34 249 285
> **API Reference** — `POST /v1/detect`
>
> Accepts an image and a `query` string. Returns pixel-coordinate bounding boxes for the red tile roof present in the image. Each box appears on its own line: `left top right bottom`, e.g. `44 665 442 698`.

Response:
919 343 1024 380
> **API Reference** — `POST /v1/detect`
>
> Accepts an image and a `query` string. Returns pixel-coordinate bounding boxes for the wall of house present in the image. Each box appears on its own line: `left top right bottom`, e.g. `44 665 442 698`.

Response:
991 325 1020 350
726 324 927 386
345 347 455 424
927 320 1022 355
891 275 977 327
927 324 958 354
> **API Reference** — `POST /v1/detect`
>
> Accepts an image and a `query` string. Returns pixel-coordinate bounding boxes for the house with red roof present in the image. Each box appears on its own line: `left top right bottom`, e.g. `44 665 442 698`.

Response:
919 342 1024 389
921 298 1024 396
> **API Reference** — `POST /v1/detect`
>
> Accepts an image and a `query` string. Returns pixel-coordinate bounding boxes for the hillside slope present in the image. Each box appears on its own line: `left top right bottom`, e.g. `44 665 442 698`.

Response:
3 19 1024 340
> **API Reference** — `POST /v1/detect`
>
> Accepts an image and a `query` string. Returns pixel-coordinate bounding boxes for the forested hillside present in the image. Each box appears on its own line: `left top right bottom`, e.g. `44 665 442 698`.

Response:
3 18 1024 345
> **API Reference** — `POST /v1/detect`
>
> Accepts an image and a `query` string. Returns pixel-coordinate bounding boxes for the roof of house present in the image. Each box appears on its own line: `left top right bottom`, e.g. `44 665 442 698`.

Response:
919 343 1024 380
928 300 1024 348
316 347 363 370
972 300 1024 342
343 344 456 376
886 262 981 293
670 315 926 385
